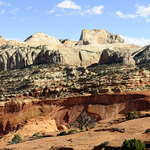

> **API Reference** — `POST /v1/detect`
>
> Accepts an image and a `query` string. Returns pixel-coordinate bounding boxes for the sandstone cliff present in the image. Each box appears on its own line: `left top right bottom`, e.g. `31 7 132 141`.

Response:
133 44 150 64
99 49 135 65
0 35 6 45
78 29 124 45
0 90 150 136
0 30 142 71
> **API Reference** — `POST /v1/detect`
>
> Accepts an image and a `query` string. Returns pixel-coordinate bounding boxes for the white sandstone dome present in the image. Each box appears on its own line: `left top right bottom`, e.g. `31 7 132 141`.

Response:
24 31 62 45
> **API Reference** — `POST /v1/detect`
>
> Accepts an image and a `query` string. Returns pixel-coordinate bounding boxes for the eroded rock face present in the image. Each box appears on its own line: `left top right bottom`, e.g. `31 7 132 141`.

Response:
133 44 150 64
0 90 150 136
60 39 77 47
78 29 124 45
99 49 135 65
0 45 64 70
0 35 6 45
24 31 62 45
0 30 142 71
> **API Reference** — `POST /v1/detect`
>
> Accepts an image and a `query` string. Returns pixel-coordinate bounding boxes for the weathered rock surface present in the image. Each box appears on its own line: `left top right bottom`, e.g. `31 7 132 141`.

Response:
24 31 62 45
0 90 150 136
133 44 150 64
99 49 135 65
78 29 124 45
0 30 142 71
0 90 150 149
0 44 64 70
60 39 77 47
0 35 6 45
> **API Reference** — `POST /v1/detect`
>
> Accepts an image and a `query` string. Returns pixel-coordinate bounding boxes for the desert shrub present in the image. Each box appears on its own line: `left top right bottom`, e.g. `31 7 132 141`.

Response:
77 110 98 130
145 128 150 133
33 132 39 137
57 131 67 136
126 111 134 120
112 127 119 131
126 110 141 120
137 111 141 117
120 138 146 150
10 134 22 144
68 130 78 134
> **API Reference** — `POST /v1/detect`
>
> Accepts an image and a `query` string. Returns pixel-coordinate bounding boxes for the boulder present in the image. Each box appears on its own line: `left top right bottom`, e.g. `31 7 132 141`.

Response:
24 31 62 45
78 29 124 45
99 49 135 65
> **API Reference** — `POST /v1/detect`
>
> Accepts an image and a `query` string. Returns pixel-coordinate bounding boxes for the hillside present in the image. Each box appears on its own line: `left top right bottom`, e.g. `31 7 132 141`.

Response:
0 29 150 150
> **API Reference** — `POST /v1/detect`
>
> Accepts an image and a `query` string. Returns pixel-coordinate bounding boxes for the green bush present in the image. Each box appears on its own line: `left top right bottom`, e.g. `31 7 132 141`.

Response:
126 110 141 120
145 128 150 133
57 131 67 136
126 111 134 120
68 130 78 134
11 134 22 143
120 138 146 150
33 132 39 137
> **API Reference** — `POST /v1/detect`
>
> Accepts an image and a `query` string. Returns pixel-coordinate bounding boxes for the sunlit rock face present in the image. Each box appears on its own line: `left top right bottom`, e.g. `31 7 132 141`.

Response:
78 29 124 45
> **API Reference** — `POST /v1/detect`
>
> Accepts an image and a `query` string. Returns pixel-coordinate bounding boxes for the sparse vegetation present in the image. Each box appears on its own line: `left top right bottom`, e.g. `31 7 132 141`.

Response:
57 131 67 136
145 128 150 133
77 110 97 130
120 138 146 150
9 134 22 145
126 110 142 120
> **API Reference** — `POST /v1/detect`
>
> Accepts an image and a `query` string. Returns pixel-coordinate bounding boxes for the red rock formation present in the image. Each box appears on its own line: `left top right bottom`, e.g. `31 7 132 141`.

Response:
0 90 150 136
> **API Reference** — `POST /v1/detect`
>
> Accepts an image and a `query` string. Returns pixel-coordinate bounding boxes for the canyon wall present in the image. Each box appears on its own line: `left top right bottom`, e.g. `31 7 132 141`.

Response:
0 90 150 136
0 30 141 71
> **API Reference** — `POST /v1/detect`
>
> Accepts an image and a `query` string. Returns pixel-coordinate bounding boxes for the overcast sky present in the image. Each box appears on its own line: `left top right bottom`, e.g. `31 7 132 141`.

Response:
0 0 150 46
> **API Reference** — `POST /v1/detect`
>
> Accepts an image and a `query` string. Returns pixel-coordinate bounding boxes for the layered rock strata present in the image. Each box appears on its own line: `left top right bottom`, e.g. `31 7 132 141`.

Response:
0 90 150 136
0 30 142 71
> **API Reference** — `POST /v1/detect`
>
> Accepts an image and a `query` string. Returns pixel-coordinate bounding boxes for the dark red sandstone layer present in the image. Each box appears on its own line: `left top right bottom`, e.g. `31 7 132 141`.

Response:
0 90 150 136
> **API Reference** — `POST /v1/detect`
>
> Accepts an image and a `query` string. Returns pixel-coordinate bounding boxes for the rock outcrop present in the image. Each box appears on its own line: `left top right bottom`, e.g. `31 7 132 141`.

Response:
78 29 124 45
99 49 135 65
0 44 64 70
24 31 62 45
0 30 142 71
59 39 77 47
0 35 6 45
133 44 150 64
0 90 150 136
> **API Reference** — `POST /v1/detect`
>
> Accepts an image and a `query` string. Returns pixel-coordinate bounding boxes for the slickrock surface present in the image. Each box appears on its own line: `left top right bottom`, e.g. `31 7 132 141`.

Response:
0 90 150 137
24 31 62 45
78 29 124 45
0 116 150 150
